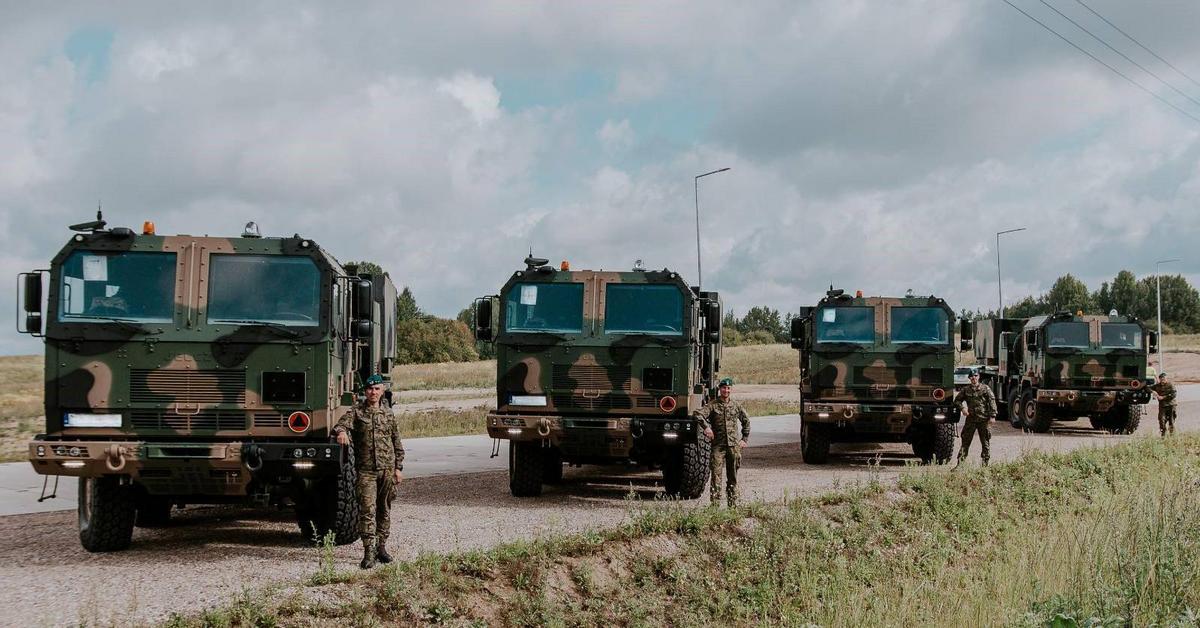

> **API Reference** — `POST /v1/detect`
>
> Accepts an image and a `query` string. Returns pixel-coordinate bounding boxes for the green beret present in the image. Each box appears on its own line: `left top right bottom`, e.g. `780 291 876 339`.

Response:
365 373 384 386
719 377 734 387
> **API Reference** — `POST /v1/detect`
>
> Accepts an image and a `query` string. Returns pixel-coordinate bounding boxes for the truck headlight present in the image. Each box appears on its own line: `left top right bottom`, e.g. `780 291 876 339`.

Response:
510 395 547 406
63 413 122 428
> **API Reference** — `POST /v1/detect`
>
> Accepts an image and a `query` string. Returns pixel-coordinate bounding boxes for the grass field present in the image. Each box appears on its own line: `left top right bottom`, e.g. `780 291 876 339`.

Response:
0 356 42 463
170 435 1200 627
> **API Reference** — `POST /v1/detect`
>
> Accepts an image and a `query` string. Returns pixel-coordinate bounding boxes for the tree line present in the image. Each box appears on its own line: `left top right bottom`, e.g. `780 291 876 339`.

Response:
959 270 1200 333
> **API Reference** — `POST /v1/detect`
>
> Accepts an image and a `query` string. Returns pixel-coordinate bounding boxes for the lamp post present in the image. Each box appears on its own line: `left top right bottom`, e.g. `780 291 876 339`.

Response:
996 227 1026 318
694 167 730 290
1155 258 1180 371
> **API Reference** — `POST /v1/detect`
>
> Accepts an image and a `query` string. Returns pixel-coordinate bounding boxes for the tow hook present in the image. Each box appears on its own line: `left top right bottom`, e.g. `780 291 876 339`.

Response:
104 444 127 472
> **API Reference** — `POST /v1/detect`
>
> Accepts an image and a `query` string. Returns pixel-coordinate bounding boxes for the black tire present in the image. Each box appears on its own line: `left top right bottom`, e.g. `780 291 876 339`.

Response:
134 492 172 528
801 421 832 464
1106 404 1142 435
1088 415 1108 431
1007 389 1023 427
911 426 935 464
509 441 545 497
662 437 710 499
542 447 564 485
296 442 360 545
932 424 955 464
78 477 136 552
1023 390 1051 433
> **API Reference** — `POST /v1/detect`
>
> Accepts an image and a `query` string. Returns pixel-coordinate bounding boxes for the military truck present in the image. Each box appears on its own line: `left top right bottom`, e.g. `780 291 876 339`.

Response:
789 289 960 464
472 256 721 498
16 214 397 552
966 312 1153 433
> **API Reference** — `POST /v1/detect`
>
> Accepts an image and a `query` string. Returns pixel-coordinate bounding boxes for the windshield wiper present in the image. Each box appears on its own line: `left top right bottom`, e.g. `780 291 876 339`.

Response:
65 315 163 336
217 319 303 339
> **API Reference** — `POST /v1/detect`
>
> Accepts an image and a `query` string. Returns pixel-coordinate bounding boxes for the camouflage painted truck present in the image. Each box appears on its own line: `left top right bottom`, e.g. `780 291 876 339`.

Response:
472 256 721 498
16 214 397 551
789 289 960 464
966 312 1153 433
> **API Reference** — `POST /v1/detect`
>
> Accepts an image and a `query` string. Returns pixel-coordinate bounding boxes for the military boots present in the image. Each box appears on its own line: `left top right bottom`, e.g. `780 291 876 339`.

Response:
377 543 393 564
360 546 377 570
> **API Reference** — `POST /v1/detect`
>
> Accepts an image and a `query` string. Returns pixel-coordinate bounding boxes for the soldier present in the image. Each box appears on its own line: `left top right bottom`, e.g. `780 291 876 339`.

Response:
953 371 996 468
696 377 750 506
335 373 404 569
1151 372 1177 436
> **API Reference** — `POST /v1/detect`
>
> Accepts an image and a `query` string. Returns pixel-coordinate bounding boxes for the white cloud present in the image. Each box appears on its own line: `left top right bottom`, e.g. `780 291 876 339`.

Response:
436 72 501 126
596 119 634 152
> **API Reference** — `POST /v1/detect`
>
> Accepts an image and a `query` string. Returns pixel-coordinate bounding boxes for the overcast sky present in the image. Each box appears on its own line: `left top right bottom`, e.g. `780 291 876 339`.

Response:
4 1 1200 355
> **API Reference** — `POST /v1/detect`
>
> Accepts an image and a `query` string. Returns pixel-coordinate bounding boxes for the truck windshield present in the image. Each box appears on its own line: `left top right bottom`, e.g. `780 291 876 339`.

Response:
1046 322 1089 348
1101 323 1142 348
208 255 321 326
816 307 875 343
58 251 176 323
890 307 949 344
604 284 683 335
505 282 584 334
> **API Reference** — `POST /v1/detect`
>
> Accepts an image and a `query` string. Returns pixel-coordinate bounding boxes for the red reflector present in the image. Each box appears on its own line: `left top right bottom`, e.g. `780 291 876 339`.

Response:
658 396 677 413
932 388 946 401
1130 379 1142 389
287 412 311 433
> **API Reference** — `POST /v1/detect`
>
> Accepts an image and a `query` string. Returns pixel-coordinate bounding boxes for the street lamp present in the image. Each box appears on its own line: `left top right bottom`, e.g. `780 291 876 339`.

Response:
1155 258 1180 372
996 227 1026 318
694 167 730 290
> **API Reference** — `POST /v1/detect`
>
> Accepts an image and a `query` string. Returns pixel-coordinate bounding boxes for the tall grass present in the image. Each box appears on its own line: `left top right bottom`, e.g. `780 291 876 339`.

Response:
720 343 798 385
0 355 43 463
392 359 494 390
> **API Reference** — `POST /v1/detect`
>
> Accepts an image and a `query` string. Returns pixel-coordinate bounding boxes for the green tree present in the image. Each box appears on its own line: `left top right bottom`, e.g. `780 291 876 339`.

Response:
1137 274 1200 333
395 318 478 364
1045 274 1092 313
740 306 786 341
1109 270 1139 317
397 287 421 322
346 260 384 276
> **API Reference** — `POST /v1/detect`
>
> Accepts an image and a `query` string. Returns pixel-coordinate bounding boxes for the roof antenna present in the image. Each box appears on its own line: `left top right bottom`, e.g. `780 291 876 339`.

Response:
97 200 103 222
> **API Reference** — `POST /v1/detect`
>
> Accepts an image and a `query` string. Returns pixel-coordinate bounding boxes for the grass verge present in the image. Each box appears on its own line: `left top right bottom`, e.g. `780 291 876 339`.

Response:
0 355 43 463
170 435 1200 627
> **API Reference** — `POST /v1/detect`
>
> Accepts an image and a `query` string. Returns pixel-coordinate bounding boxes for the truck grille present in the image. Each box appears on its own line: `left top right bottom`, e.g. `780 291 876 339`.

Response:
552 365 632 391
551 392 635 411
130 369 246 405
130 410 247 431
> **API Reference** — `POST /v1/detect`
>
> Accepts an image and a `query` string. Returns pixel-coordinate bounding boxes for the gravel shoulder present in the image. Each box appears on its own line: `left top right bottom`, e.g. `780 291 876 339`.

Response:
2 393 1195 626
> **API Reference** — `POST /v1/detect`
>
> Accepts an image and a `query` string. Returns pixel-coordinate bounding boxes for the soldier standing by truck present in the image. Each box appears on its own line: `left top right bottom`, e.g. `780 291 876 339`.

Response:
953 371 996 468
1151 372 1177 436
697 377 750 506
335 373 404 569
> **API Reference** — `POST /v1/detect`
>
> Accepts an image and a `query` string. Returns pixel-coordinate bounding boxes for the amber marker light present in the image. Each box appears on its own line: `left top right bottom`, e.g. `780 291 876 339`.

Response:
143 221 156 235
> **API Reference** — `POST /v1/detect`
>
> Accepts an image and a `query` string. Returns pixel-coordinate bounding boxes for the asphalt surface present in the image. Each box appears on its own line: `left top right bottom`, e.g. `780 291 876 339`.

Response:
0 386 1194 626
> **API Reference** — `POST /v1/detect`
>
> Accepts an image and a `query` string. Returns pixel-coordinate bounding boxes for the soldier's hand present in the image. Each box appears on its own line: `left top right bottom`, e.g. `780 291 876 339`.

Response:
738 439 747 449
393 469 403 485
336 431 349 446
703 427 714 440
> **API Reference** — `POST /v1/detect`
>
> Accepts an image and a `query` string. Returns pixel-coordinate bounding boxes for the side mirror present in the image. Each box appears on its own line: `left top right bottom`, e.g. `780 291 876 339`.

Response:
1025 329 1039 350
474 298 493 342
24 312 42 334
379 357 394 375
1148 331 1158 351
959 319 973 341
352 280 373 321
959 339 973 352
22 273 42 313
790 317 805 349
351 319 372 339
705 300 721 343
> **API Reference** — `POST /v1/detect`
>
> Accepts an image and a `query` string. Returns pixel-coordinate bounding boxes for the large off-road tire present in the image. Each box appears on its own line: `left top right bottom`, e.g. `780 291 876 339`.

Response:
296 443 360 545
662 437 710 499
542 446 564 485
134 491 172 528
1088 415 1106 431
1008 389 1023 427
911 427 934 463
932 424 955 464
1023 390 1052 433
801 421 832 464
1106 404 1142 435
78 476 136 552
509 441 545 497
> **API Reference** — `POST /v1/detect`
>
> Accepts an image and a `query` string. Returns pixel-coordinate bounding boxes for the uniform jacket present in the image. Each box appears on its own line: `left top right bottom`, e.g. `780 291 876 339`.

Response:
335 400 405 472
1152 381 1178 407
954 382 997 420
696 398 750 447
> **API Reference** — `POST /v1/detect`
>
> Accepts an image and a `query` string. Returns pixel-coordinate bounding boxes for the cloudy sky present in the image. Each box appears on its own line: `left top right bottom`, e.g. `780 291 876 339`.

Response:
4 1 1200 355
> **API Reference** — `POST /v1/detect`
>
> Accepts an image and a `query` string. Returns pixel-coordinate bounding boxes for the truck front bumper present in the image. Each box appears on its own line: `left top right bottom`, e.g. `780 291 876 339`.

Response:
1036 388 1150 410
28 439 345 495
802 402 960 434
487 412 697 457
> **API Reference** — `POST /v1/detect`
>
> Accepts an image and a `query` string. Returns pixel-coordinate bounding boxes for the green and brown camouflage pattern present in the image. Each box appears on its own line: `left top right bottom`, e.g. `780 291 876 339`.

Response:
480 262 721 463
22 221 396 499
791 291 960 438
974 312 1152 414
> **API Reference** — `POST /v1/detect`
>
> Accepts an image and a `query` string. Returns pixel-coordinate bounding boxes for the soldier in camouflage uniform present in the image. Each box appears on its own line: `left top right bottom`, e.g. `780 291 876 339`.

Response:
335 373 404 569
697 378 750 506
1151 372 1177 436
952 371 997 467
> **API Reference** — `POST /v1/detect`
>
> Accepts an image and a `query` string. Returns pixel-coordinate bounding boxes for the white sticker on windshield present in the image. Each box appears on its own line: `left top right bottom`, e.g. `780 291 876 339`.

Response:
105 286 119 297
822 309 837 323
82 255 108 281
520 285 538 305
